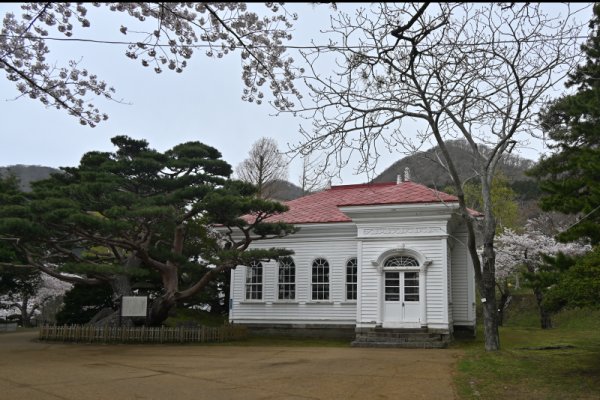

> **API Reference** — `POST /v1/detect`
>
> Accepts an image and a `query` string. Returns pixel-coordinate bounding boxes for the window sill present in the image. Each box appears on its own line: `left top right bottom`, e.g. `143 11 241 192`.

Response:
239 301 265 304
272 301 299 305
306 301 334 305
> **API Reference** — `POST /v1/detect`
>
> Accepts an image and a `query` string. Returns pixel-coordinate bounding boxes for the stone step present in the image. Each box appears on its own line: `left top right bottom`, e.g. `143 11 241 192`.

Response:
364 332 441 339
372 328 428 334
354 336 443 343
353 328 449 349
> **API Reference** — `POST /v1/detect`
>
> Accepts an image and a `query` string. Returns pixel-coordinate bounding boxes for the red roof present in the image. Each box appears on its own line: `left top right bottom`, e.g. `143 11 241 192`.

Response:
261 181 459 224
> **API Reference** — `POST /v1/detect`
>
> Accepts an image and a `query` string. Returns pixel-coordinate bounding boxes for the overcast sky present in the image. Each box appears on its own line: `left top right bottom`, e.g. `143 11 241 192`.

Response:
0 3 593 185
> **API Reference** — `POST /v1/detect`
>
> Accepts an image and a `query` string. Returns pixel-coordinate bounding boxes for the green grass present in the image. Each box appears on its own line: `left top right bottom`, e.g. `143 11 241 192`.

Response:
453 299 600 400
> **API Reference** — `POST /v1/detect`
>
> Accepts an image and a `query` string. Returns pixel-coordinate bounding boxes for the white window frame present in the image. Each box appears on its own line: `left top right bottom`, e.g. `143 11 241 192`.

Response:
245 261 263 300
278 256 296 300
346 258 358 301
311 258 330 301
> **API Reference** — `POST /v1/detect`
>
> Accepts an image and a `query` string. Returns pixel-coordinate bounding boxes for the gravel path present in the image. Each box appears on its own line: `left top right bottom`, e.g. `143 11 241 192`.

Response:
0 331 461 399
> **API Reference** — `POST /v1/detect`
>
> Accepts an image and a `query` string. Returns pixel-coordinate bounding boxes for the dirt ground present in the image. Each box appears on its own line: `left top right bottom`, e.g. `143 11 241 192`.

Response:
0 331 462 399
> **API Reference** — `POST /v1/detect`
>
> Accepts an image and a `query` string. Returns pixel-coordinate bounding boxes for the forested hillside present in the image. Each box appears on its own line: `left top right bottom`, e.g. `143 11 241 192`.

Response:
0 142 541 206
372 140 541 199
374 140 533 184
0 165 60 191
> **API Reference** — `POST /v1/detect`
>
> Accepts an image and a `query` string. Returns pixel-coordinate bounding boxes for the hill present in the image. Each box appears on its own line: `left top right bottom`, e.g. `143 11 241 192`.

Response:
0 164 308 202
372 140 541 200
265 179 306 201
371 140 545 222
373 139 535 185
0 165 61 191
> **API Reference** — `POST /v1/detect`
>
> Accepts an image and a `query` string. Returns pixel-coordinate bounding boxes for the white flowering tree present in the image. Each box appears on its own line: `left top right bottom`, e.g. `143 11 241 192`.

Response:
1 3 302 126
0 271 71 326
495 219 589 328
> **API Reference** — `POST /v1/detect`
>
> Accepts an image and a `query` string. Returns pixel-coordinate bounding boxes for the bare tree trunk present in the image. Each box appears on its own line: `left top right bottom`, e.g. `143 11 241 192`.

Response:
496 281 511 327
481 242 500 350
533 287 553 329
20 296 31 327
523 257 553 329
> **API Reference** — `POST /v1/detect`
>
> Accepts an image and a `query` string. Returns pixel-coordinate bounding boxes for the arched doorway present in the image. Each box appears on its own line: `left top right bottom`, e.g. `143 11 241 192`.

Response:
382 255 422 327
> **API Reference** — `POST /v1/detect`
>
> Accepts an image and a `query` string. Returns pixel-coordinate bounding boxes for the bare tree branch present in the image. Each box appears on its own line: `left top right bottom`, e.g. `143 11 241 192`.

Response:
290 3 584 351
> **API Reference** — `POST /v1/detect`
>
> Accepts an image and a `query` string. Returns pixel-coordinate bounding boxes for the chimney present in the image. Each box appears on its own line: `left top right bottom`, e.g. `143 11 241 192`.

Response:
396 174 402 184
404 167 411 182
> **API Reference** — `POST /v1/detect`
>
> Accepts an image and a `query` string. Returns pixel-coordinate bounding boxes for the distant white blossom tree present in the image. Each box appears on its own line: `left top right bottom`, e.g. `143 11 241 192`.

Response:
495 219 589 328
0 272 71 326
1 3 302 126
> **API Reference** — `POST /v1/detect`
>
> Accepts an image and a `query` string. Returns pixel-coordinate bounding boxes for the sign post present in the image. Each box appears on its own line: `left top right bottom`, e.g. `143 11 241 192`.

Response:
120 296 148 326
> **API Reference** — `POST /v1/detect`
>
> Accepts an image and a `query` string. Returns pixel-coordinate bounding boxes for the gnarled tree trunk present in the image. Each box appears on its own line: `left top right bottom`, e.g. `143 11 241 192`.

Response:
147 264 179 326
90 256 137 326
148 295 177 326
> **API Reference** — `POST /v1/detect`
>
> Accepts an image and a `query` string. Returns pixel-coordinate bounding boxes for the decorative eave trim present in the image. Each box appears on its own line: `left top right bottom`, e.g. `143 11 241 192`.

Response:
216 221 357 241
339 202 460 221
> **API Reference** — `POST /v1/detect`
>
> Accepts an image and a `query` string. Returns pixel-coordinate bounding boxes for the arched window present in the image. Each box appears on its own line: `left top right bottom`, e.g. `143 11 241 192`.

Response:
346 258 358 301
384 255 419 267
278 256 295 300
245 261 263 300
311 258 329 300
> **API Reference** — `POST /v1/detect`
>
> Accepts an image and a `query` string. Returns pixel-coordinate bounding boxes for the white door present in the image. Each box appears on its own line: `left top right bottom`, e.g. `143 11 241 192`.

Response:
383 271 421 327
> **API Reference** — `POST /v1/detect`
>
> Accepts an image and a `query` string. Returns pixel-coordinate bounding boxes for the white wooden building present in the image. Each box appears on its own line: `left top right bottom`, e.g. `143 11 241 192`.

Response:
229 177 477 344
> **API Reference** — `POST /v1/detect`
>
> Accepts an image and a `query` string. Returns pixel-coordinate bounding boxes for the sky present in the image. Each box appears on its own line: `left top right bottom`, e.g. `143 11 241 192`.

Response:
0 3 594 186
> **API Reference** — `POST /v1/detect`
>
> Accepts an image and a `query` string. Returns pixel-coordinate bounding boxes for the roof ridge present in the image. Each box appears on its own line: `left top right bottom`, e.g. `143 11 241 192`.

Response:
330 182 398 190
252 180 461 224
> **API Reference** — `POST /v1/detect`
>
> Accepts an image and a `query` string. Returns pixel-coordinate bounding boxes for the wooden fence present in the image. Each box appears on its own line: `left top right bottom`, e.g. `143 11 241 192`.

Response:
39 324 248 344
0 322 18 332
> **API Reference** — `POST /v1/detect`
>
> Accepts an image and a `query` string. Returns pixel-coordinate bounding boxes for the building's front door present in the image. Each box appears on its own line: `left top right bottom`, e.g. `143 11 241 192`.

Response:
383 271 421 327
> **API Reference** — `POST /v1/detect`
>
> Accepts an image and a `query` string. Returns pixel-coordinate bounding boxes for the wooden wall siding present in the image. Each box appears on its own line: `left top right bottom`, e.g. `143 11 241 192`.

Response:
358 238 446 325
229 218 473 330
230 304 357 324
450 231 472 325
447 239 453 324
230 237 359 324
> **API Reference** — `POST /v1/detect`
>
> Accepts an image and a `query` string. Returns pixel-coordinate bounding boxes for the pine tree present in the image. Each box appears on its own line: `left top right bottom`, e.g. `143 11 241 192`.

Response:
528 5 600 312
529 4 600 245
543 248 600 312
0 136 296 325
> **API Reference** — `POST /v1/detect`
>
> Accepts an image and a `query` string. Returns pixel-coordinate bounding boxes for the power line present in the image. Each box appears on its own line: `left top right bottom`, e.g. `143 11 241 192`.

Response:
562 204 600 233
0 33 592 51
